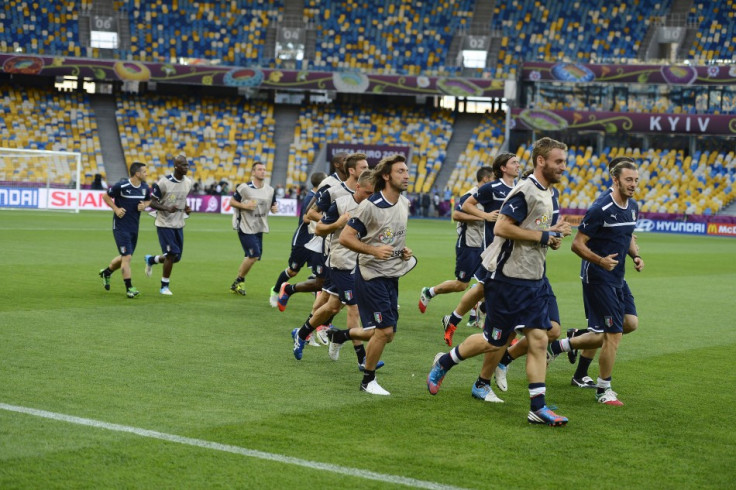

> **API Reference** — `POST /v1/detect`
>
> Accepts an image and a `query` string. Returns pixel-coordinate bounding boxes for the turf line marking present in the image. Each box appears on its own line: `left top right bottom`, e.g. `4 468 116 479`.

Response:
0 403 465 490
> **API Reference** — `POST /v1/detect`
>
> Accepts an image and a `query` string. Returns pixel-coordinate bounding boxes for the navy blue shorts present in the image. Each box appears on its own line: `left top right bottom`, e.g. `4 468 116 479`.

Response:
311 251 327 278
113 229 138 256
455 246 482 283
483 278 551 347
238 232 263 259
583 283 627 334
325 268 357 305
287 245 312 272
472 263 490 284
354 268 399 331
541 276 560 324
157 227 184 257
583 280 637 321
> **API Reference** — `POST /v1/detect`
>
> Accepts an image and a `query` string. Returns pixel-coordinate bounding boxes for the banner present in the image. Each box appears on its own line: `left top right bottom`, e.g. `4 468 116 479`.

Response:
0 187 39 208
635 219 707 235
522 61 736 86
325 144 412 167
707 222 736 237
511 108 736 135
0 54 505 97
219 195 296 217
45 189 108 210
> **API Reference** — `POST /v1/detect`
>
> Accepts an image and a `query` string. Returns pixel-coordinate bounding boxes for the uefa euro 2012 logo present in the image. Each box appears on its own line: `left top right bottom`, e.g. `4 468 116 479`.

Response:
378 228 394 244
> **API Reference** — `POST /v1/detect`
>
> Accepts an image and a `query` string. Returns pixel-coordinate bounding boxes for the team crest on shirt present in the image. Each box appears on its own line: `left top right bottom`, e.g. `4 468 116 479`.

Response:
459 271 466 279
604 316 613 327
119 246 127 254
316 265 323 274
632 210 636 220
491 328 502 341
378 228 395 244
535 215 550 227
374 312 382 323
345 290 353 301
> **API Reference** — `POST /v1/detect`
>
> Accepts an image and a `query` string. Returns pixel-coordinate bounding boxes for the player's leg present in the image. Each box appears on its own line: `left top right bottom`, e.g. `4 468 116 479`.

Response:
278 251 325 310
419 242 478 314
442 281 485 346
585 284 626 405
160 228 182 295
231 232 260 295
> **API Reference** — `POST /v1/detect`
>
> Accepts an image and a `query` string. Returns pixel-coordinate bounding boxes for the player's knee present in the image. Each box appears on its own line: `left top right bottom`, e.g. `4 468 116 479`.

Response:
287 268 298 277
623 315 638 334
170 253 181 263
548 321 561 340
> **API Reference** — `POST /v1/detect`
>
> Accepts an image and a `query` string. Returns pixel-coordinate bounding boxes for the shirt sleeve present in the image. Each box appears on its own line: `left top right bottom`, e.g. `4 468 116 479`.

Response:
579 204 603 236
456 192 471 211
346 217 367 238
315 188 332 213
107 182 120 198
321 202 340 225
232 186 243 202
151 182 163 201
500 192 528 223
474 183 494 207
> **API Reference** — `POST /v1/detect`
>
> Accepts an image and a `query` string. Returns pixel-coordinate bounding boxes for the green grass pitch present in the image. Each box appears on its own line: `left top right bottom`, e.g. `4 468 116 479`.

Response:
1 210 735 488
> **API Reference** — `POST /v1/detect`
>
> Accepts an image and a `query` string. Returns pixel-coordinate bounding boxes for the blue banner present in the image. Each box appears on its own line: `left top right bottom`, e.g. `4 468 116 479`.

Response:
0 187 39 208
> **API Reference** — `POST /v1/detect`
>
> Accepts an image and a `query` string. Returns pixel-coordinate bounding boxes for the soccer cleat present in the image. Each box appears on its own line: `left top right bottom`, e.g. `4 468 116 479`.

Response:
291 328 306 360
99 269 111 290
427 353 447 395
471 383 504 403
571 375 596 388
546 343 559 366
269 288 279 308
327 339 343 361
230 281 246 296
528 406 568 426
308 335 320 347
159 286 173 295
596 388 624 406
418 287 432 313
566 328 579 364
314 325 330 346
361 379 390 396
494 364 508 392
277 282 291 312
144 255 154 278
358 360 385 371
442 315 457 347
126 287 140 299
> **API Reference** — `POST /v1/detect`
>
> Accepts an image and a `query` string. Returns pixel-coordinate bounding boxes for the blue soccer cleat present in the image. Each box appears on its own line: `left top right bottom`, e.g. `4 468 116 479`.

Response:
528 406 568 426
427 353 447 395
292 328 306 360
358 360 385 371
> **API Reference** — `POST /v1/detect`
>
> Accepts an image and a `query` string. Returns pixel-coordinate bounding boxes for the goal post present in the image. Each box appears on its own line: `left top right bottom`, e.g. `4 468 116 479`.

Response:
0 148 82 212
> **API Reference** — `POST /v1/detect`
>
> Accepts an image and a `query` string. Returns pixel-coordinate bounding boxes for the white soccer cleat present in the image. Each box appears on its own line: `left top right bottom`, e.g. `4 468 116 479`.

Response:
328 339 343 361
494 364 508 392
483 389 504 403
269 288 279 307
314 325 330 346
160 286 173 295
361 379 390 396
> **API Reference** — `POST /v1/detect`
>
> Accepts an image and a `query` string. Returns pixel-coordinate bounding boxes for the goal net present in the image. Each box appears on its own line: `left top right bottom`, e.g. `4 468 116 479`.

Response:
0 148 82 212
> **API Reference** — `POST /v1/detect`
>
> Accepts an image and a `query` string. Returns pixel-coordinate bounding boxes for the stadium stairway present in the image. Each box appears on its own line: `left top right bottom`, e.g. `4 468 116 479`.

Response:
435 112 484 192
271 105 300 187
90 95 128 183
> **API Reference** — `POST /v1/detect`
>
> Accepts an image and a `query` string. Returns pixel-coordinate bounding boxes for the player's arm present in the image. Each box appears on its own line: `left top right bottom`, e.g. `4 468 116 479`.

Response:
102 192 125 218
339 223 393 260
315 203 348 237
270 192 278 214
461 195 498 222
229 191 257 211
452 209 483 223
628 236 645 272
149 186 177 213
571 229 618 271
494 213 560 248
305 205 323 223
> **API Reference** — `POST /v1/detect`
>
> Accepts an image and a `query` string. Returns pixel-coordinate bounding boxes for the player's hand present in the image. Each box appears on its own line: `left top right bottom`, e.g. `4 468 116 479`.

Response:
549 237 562 250
336 212 351 226
401 247 413 261
115 208 126 218
551 218 572 237
485 210 500 222
271 203 279 213
633 255 645 272
598 253 619 271
137 201 147 212
167 205 178 213
372 244 394 260
184 205 192 214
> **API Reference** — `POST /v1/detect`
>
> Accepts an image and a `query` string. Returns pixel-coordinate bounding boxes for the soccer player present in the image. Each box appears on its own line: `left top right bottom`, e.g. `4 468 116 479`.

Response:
274 153 348 308
268 171 326 307
339 154 415 395
438 153 520 346
551 158 642 388
143 154 193 295
479 176 570 396
417 166 492 314
547 159 643 406
98 162 151 299
426 137 570 426
291 169 378 370
229 161 278 296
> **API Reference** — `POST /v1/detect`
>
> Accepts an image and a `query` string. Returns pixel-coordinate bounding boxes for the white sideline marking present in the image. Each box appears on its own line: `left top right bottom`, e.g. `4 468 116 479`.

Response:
0 403 465 490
